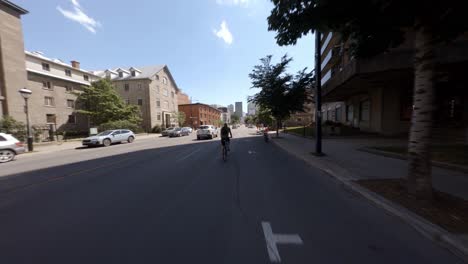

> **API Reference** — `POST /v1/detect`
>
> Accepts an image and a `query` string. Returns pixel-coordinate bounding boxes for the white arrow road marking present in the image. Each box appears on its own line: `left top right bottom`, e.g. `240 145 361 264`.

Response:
248 150 256 154
261 221 303 263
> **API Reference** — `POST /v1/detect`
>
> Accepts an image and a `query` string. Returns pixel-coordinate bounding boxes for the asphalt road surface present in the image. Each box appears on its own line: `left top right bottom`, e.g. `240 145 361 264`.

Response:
0 127 462 263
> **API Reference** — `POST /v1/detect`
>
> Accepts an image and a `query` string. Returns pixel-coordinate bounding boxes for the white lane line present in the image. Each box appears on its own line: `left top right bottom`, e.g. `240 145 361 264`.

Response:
261 221 303 263
177 148 202 162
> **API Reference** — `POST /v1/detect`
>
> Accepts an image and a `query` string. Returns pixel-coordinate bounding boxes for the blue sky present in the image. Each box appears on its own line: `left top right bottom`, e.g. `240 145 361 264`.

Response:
15 0 315 112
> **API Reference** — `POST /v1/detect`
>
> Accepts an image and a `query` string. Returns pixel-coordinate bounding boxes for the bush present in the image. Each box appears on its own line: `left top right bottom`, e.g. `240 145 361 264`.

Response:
60 130 89 140
98 120 142 133
0 116 26 141
152 125 163 133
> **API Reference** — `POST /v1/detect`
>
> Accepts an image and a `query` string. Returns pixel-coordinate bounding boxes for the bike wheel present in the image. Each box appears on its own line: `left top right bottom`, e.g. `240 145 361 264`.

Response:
222 147 227 161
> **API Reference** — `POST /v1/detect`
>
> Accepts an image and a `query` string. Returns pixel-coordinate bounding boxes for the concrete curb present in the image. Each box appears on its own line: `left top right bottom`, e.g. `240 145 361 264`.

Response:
360 147 468 175
270 137 468 262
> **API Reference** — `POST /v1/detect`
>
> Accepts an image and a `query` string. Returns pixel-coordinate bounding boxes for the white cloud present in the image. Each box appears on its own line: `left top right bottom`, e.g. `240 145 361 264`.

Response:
57 0 101 34
216 0 253 8
213 20 233 45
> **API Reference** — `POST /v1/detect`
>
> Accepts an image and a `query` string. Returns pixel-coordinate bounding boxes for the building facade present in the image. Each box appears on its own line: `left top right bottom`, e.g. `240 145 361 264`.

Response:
247 102 257 116
227 104 234 115
177 91 191 105
178 103 221 129
218 106 231 124
235 101 243 117
24 51 99 139
95 65 180 131
0 0 28 119
320 31 468 141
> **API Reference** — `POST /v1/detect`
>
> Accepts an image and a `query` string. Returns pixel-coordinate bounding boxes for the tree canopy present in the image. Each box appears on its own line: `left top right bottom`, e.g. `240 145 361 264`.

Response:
268 0 468 57
230 114 240 124
249 54 313 135
75 79 142 126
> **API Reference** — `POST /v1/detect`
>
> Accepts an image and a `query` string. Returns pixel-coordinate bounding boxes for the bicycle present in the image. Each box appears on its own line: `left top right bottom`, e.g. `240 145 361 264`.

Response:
221 138 230 161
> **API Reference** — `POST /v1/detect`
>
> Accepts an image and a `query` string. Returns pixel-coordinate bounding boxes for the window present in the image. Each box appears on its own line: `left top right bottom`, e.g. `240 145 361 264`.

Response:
163 88 168 97
346 104 354 122
400 88 413 121
119 72 123 78
42 81 52 90
44 96 55 106
137 83 142 90
46 114 56 123
171 91 174 98
138 98 143 106
335 106 342 122
125 99 130 105
156 86 160 93
65 69 72 77
0 136 6 141
359 100 370 121
42 63 50 71
163 77 168 85
83 75 89 81
67 99 75 108
156 99 161 107
163 101 169 109
67 115 76 124
124 83 129 91
131 71 136 77
65 85 73 93
155 74 160 80
157 112 161 121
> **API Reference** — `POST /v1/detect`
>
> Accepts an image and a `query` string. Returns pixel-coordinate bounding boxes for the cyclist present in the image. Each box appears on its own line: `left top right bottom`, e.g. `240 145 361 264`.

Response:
220 123 233 151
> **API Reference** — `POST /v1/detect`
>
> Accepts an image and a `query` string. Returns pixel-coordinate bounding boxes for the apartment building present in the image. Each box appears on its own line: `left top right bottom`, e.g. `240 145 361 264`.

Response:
218 106 231 124
320 31 468 139
0 0 28 118
24 51 99 139
178 103 221 129
94 65 180 131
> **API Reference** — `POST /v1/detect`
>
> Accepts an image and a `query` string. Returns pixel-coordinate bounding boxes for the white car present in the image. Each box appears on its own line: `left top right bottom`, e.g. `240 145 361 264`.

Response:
0 133 26 163
82 129 135 147
197 125 218 140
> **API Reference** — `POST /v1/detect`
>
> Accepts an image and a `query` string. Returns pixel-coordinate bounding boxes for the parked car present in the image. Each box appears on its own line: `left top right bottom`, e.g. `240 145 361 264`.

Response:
183 127 193 133
161 127 175 137
82 129 135 147
197 125 218 140
0 133 26 163
169 127 190 137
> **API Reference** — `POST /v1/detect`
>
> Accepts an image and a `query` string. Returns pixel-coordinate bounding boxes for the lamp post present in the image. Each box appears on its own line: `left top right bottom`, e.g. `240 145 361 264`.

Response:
19 88 33 152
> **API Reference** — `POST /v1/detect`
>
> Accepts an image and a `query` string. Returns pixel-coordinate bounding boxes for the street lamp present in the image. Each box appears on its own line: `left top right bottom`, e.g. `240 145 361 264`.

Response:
314 31 324 156
19 88 33 152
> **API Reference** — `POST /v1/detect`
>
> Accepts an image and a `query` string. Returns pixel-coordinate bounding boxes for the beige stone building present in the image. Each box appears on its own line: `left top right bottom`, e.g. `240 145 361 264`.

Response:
24 51 99 139
0 0 28 119
94 66 181 131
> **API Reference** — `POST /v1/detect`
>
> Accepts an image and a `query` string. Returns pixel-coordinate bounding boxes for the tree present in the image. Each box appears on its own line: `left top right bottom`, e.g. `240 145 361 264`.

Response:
177 111 186 127
231 114 240 124
255 107 274 127
0 116 26 141
268 0 468 199
249 54 313 137
75 79 142 127
244 116 253 125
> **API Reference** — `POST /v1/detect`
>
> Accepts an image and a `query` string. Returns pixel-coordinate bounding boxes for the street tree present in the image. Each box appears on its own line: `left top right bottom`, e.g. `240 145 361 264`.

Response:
249 54 313 137
75 79 142 127
177 111 186 127
267 0 468 199
231 114 240 124
244 116 253 125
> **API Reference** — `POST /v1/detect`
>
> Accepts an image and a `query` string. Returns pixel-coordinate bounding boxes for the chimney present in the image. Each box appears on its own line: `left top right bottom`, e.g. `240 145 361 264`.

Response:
71 61 80 69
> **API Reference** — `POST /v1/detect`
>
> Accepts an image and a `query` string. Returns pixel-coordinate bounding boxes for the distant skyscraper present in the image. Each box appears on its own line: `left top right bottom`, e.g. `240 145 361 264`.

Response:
247 102 257 116
235 102 243 117
227 104 234 114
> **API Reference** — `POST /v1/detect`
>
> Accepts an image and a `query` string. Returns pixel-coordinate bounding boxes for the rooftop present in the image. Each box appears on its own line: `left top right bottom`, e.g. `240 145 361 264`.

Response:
0 0 28 15
25 50 99 77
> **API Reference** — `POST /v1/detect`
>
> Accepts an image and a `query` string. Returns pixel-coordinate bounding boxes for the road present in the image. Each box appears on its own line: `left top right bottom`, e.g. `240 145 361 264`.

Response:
0 127 462 263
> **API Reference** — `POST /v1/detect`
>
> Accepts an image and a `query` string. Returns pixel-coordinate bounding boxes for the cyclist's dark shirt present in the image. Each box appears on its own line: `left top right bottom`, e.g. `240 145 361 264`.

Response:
221 126 231 139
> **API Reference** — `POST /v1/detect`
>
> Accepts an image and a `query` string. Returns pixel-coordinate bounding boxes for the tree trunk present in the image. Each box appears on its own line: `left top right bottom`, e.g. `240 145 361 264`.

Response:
407 24 436 200
276 119 280 137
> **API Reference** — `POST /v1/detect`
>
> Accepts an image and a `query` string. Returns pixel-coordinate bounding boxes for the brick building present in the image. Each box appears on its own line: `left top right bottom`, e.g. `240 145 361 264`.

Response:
178 103 221 129
177 91 191 105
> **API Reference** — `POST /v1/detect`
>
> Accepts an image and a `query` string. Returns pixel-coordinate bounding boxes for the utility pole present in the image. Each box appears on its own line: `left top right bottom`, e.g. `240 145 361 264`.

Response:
314 31 323 155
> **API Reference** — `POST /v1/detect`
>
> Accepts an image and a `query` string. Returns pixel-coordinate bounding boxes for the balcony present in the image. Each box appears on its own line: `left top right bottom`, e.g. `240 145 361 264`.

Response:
322 40 468 102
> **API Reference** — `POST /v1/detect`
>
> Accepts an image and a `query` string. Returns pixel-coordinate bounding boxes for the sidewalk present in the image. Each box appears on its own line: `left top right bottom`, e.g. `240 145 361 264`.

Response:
271 132 468 260
274 133 468 200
